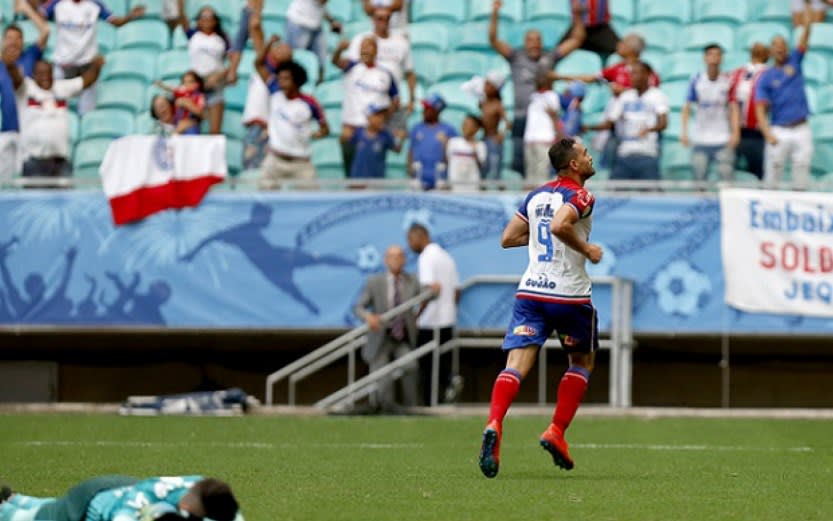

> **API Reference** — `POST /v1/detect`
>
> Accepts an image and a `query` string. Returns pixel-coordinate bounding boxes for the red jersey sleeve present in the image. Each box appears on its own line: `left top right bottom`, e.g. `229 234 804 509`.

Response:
567 187 595 219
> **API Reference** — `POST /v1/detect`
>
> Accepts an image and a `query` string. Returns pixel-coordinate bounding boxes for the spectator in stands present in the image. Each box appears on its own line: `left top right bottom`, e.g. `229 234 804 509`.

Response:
6 0 50 78
333 37 399 177
177 3 240 135
285 0 343 84
586 62 668 182
792 0 832 25
489 0 585 177
406 223 461 406
20 55 103 177
728 43 769 180
41 0 145 115
756 5 814 190
353 244 420 414
152 71 205 136
559 80 586 139
344 103 405 179
446 114 487 192
524 72 562 183
0 40 21 180
408 93 457 190
680 44 734 183
461 71 510 181
562 0 619 63
348 7 416 133
256 40 329 190
362 0 408 36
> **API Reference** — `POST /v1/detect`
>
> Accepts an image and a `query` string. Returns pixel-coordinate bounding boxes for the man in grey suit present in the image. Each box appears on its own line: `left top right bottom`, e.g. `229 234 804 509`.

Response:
353 245 420 413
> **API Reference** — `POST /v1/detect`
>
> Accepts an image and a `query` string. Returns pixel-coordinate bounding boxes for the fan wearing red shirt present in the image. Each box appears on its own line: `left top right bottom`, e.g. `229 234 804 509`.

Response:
727 43 769 180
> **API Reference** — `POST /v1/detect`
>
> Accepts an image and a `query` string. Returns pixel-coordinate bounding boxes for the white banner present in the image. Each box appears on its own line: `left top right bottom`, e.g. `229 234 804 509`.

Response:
720 188 833 318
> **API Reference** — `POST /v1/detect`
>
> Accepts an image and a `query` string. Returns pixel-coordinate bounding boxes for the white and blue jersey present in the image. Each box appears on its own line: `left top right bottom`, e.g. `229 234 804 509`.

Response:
503 176 598 353
42 0 114 66
86 476 202 521
686 71 731 146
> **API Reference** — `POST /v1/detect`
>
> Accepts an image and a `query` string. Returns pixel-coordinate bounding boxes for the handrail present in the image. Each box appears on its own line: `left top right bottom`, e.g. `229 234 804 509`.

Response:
264 288 436 405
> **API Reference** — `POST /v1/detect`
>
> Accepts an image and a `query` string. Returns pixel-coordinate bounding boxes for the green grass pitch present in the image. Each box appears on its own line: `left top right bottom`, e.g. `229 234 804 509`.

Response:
2 414 832 521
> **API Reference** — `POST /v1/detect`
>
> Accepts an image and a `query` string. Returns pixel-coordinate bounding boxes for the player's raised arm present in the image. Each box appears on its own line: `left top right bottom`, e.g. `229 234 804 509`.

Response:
550 205 602 263
501 215 529 248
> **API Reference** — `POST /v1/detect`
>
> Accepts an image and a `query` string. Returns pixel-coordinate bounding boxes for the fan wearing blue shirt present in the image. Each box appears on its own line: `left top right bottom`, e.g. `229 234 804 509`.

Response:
4 0 50 78
755 2 814 190
345 103 406 179
408 94 457 190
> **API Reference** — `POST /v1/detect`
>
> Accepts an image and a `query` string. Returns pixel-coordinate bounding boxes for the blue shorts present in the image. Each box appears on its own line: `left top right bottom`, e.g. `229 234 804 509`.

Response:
502 298 598 353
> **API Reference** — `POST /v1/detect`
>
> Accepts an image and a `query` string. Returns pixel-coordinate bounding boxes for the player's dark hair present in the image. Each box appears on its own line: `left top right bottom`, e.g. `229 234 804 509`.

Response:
193 478 238 521
275 61 309 88
548 138 579 172
703 43 723 53
3 24 22 37
408 223 430 238
182 70 205 93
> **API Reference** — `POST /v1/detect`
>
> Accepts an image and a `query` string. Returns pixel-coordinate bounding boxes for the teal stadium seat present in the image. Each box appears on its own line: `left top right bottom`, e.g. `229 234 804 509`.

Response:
134 111 156 134
627 22 681 53
224 80 249 112
222 110 245 141
236 49 255 78
802 53 829 86
661 142 694 180
72 138 114 176
385 148 408 179
525 0 572 24
580 83 611 114
454 22 511 53
441 108 468 133
510 21 559 49
116 19 170 51
555 50 603 76
806 85 818 114
133 0 164 19
157 50 191 83
68 111 79 147
640 51 669 78
683 23 735 52
96 79 147 113
101 0 127 17
438 51 488 82
293 49 321 86
693 0 748 25
412 48 443 85
322 60 342 82
610 0 635 26
722 51 747 72
325 107 342 130
812 145 833 177
314 80 344 110
753 0 791 23
311 137 344 171
429 80 479 112
96 23 117 55
171 26 188 50
638 0 691 24
469 0 522 22
412 0 466 24
795 23 833 58
663 112 693 141
661 80 691 113
327 0 353 23
262 0 291 23
226 138 243 176
737 23 791 51
816 85 833 114
665 51 703 82
408 23 450 52
0 0 13 21
102 49 156 83
261 19 285 40
811 114 833 143
80 109 135 140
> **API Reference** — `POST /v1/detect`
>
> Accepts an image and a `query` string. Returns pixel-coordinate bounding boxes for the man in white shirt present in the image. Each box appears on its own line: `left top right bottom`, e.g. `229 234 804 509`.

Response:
21 55 104 177
445 114 487 192
680 44 734 183
362 0 408 36
407 223 462 405
347 6 415 131
588 61 668 181
256 39 329 190
524 73 561 183
41 0 144 114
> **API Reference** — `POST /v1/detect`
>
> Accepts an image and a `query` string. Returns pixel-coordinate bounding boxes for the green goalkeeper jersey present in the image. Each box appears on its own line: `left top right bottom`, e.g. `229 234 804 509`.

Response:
85 476 203 521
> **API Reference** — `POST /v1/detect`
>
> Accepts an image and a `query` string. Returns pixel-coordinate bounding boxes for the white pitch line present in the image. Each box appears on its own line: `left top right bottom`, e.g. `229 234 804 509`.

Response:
571 443 815 453
17 441 424 450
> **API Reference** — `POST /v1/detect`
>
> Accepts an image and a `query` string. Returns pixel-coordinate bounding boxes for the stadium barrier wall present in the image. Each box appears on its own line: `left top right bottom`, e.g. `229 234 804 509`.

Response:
0 190 830 335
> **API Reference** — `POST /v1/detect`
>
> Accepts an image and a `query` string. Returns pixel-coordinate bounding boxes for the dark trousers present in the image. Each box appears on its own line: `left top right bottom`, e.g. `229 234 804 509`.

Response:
560 23 621 64
735 128 765 179
417 326 454 406
511 116 526 176
22 157 72 178
341 139 356 178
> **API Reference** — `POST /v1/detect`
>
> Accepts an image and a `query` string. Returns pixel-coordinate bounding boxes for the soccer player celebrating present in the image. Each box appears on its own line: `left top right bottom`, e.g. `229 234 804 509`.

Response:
478 138 602 479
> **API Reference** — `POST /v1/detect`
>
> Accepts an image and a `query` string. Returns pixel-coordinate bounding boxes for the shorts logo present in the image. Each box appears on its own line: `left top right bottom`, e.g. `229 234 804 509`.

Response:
561 335 578 346
513 325 537 336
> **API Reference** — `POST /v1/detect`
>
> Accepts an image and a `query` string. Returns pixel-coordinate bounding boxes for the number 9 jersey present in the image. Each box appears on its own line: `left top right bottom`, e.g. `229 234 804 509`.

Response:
515 177 595 305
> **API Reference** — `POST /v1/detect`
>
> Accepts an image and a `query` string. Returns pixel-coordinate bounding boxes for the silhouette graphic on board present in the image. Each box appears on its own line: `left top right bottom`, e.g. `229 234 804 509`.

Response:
102 272 171 325
180 203 355 315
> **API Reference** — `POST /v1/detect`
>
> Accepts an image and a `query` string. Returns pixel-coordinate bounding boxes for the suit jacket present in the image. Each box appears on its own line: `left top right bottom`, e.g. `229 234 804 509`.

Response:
353 270 419 362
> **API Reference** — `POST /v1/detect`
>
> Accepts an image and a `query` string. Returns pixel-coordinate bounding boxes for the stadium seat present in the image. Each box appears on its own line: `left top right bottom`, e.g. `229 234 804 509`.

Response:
555 50 603 77
638 0 691 24
438 51 488 82
640 51 669 79
311 137 343 169
96 79 147 113
816 85 833 114
325 107 342 130
753 1 791 23
661 142 694 180
171 26 188 50
811 114 833 143
663 112 693 141
806 85 818 114
627 22 681 53
580 83 611 114
68 111 80 147
441 108 468 133
97 23 117 55
226 137 243 176
412 0 466 24
133 0 164 18
509 21 561 49
429 80 479 112
736 23 791 51
693 0 748 25
102 49 156 83
116 19 170 51
811 144 833 177
293 49 321 86
664 51 704 82
610 0 635 26
224 81 249 112
134 111 156 134
322 60 343 82
469 0 522 22
722 51 747 72
80 109 135 140
156 50 191 83
525 0 572 24
221 110 245 141
661 80 691 112
72 138 114 174
385 149 408 179
314 80 344 110
261 0 291 23
343 20 372 39
683 23 735 52
795 24 833 58
453 22 492 52
802 53 830 86
327 0 352 23
407 22 450 52
101 0 127 17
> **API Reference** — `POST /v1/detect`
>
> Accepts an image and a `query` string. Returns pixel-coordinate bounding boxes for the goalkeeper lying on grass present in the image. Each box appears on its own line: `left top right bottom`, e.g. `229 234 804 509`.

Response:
0 476 241 521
